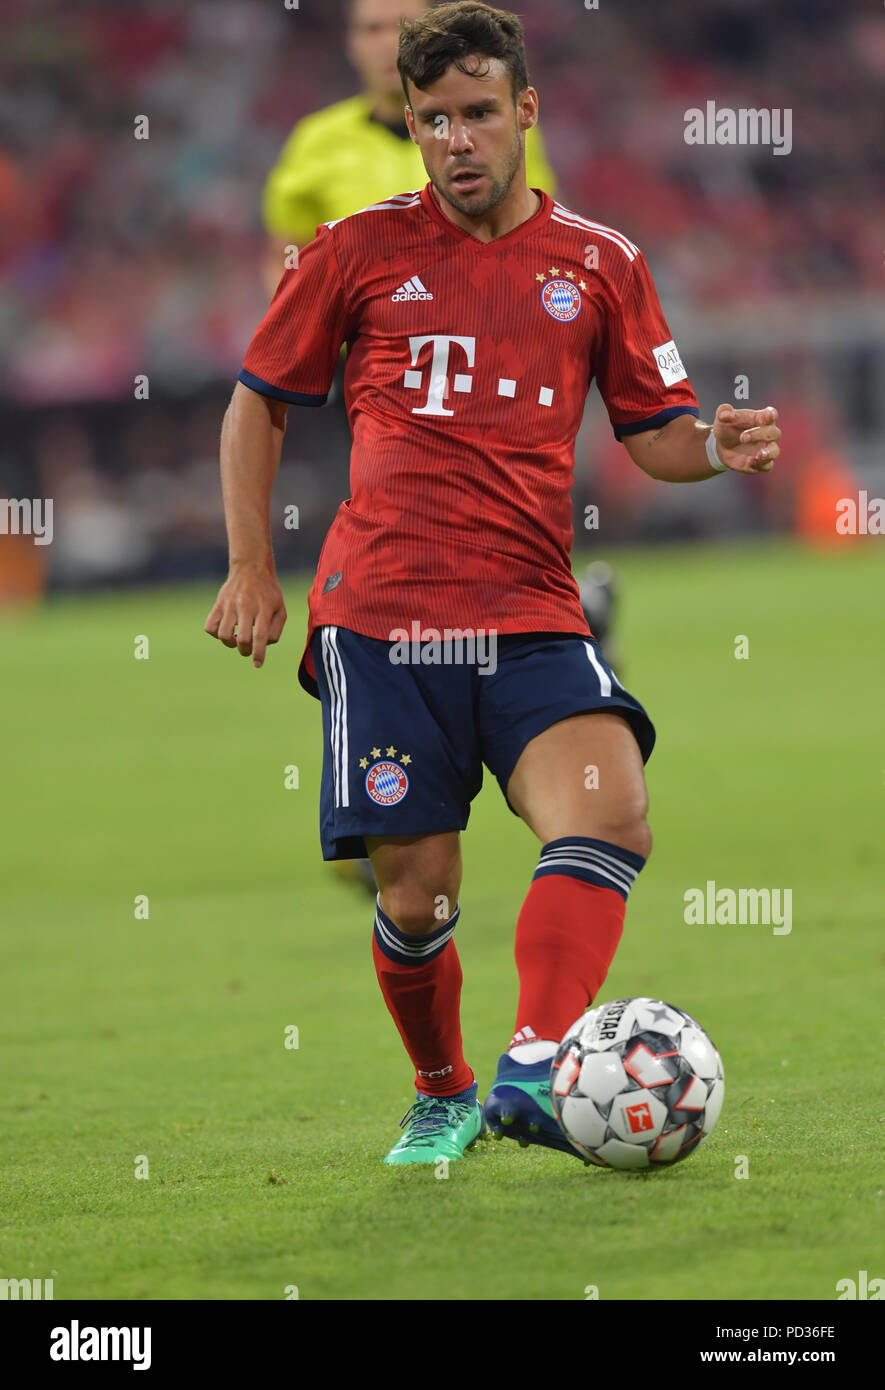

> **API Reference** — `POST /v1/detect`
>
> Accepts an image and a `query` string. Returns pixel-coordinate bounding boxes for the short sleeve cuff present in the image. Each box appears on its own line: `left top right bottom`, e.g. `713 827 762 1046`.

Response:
238 368 328 407
612 405 699 441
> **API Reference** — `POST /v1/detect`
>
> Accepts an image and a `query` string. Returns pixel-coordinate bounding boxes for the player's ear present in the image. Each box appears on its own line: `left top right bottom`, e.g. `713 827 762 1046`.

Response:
404 102 418 143
517 86 539 133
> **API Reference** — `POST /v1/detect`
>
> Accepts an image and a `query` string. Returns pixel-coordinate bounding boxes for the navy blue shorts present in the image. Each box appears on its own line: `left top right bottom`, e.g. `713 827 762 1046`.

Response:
310 626 656 860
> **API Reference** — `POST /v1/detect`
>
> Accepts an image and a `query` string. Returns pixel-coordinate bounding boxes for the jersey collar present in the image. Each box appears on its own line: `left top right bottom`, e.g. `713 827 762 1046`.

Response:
420 182 552 251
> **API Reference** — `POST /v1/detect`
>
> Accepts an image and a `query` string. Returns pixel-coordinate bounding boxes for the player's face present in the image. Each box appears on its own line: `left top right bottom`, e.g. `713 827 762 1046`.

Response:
405 58 537 219
347 0 428 97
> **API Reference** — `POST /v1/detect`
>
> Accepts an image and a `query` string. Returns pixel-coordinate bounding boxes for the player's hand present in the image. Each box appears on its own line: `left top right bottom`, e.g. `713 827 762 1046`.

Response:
712 404 781 473
204 563 287 669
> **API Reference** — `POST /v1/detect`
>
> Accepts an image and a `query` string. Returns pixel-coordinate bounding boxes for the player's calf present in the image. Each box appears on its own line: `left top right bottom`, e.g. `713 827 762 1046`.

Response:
486 832 649 1160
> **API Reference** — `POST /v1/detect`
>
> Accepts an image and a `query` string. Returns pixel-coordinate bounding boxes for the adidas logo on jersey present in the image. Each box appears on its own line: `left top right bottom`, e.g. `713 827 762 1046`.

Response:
391 275 433 302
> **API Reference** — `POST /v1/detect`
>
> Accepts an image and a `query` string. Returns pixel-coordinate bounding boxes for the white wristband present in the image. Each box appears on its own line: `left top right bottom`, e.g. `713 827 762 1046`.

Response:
706 430 728 472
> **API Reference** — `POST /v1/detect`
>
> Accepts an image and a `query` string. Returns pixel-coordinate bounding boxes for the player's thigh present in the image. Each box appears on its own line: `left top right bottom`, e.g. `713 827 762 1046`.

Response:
480 634 655 854
506 711 651 854
366 832 462 935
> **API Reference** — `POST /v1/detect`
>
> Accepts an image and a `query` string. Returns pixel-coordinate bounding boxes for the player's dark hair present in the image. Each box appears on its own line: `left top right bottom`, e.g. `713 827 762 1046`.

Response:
398 2 529 105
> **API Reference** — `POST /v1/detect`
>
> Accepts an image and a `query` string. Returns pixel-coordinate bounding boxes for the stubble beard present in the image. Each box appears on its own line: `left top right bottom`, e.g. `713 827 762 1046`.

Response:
433 124 523 220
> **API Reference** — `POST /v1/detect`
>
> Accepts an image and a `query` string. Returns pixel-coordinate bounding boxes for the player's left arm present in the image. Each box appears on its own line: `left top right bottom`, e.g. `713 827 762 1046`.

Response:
622 403 781 482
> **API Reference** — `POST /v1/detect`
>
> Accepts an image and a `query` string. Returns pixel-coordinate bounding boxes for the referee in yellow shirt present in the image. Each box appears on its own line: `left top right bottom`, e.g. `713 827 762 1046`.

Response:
261 0 556 295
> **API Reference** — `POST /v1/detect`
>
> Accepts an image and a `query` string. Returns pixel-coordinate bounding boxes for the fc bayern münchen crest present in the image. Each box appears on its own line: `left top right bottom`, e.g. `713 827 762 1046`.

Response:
365 760 409 806
541 277 582 322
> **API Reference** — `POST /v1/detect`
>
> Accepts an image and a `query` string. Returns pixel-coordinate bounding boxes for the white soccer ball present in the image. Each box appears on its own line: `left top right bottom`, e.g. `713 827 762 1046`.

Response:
550 997 725 1169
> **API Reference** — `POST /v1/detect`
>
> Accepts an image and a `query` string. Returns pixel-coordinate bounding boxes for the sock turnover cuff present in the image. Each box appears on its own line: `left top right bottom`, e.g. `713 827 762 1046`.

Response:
532 835 646 901
373 895 460 965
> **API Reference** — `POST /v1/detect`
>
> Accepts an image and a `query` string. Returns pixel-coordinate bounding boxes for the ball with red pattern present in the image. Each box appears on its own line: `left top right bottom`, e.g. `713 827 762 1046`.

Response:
550 997 724 1169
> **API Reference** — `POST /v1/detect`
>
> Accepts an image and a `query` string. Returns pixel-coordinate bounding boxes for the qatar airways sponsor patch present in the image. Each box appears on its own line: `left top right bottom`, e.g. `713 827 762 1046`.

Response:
652 339 688 387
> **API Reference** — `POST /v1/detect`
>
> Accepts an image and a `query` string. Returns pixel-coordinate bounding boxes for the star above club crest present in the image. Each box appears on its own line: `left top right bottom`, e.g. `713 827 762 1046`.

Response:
386 745 396 757
549 266 560 277
535 271 546 282
370 746 381 759
401 753 411 765
359 757 368 769
579 279 588 291
564 269 576 280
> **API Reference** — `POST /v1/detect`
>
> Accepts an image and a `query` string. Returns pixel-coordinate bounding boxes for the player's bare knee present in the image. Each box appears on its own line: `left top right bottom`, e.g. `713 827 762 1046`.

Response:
601 813 652 862
368 833 461 932
379 881 460 936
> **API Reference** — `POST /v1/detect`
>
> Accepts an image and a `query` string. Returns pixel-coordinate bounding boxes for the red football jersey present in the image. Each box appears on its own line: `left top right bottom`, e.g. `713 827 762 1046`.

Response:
239 184 699 692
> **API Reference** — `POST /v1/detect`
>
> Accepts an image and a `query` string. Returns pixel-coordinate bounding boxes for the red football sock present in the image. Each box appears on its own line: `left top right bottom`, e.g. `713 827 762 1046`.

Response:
372 933 474 1097
511 873 629 1047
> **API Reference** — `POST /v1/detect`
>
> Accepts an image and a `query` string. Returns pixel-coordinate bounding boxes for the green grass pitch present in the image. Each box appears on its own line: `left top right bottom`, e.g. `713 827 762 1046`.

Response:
1 540 883 1301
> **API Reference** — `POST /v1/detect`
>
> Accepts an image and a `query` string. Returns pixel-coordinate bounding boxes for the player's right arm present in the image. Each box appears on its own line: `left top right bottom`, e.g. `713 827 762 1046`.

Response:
204 382 289 669
205 220 356 670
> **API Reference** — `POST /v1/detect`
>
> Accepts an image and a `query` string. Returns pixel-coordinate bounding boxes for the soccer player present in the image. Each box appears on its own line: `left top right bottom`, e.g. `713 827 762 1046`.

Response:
206 1 781 1166
261 0 557 901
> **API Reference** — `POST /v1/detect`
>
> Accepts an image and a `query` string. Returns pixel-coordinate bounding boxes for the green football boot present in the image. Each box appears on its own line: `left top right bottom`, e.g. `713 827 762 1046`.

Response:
383 1082 484 1165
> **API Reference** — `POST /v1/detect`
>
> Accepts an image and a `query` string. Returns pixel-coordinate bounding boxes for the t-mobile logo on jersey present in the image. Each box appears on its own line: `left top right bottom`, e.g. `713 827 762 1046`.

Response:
403 335 556 417
404 335 475 417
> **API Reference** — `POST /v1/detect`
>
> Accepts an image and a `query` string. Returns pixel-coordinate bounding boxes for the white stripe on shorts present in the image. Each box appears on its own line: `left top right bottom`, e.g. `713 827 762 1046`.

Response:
584 640 623 698
321 626 350 808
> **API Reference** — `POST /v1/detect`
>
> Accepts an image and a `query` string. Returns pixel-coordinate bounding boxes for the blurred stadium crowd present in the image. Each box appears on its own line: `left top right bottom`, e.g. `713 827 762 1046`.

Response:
1 0 883 594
